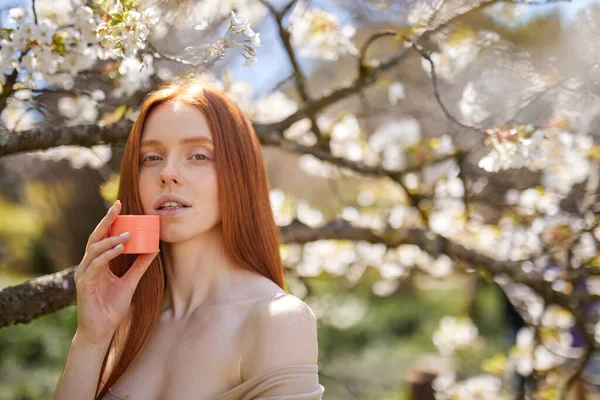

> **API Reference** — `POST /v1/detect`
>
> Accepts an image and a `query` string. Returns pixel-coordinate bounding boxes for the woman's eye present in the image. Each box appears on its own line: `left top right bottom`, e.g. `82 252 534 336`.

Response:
140 154 208 163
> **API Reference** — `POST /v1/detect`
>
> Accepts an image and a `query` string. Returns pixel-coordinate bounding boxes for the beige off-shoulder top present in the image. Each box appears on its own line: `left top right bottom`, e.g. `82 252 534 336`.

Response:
101 364 324 400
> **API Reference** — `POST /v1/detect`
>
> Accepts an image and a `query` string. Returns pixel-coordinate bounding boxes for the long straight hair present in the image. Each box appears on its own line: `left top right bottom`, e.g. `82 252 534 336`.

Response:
94 77 286 399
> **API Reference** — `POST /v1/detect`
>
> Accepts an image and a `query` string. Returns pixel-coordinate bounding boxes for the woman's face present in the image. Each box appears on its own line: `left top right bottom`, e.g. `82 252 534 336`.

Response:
138 101 221 243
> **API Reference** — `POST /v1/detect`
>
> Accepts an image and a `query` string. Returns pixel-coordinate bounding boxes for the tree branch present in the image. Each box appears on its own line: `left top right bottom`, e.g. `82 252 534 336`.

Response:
409 41 484 132
279 220 587 307
266 47 411 133
358 29 397 78
0 116 458 190
0 119 132 155
0 218 591 328
0 267 76 327
280 0 299 18
259 0 327 147
31 0 38 24
0 69 19 114
560 327 595 400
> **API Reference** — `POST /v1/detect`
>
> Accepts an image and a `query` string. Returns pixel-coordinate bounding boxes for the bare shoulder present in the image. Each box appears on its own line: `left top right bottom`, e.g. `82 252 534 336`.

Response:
249 292 317 332
240 290 319 379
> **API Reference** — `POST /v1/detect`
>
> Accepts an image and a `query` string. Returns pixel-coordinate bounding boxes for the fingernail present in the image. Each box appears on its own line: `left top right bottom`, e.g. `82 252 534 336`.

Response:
119 231 131 239
107 200 121 214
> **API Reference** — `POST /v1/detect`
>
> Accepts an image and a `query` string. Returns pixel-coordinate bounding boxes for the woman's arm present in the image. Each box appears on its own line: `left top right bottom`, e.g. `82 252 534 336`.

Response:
52 330 111 400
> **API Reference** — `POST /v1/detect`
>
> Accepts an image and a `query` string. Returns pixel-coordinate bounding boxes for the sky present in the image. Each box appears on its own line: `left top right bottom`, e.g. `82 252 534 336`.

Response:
0 0 28 23
516 0 598 23
229 0 353 97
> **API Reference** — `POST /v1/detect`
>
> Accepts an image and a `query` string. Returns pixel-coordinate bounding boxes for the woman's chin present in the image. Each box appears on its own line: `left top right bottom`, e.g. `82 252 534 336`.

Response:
159 231 192 243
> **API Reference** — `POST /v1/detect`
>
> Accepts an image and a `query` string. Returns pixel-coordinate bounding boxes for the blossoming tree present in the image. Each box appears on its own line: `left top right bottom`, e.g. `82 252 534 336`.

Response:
0 0 599 398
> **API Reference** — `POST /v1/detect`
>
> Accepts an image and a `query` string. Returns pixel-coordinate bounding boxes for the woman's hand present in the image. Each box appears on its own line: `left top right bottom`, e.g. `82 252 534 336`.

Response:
73 200 159 346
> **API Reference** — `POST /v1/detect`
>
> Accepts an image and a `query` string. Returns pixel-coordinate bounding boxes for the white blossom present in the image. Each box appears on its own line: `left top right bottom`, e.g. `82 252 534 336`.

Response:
372 280 400 297
533 345 562 371
388 82 406 105
296 199 324 228
95 3 159 58
379 262 406 280
297 240 353 277
436 135 454 155
7 7 28 25
541 305 575 330
112 54 155 97
406 2 438 29
0 98 36 131
230 11 251 34
540 131 592 194
324 295 367 329
432 371 456 399
356 241 387 267
329 114 365 161
194 19 210 31
298 154 339 178
586 276 600 296
422 29 501 82
28 145 112 169
57 95 99 125
243 56 256 67
421 255 453 278
510 327 535 376
429 201 465 237
254 92 297 123
250 32 261 47
369 118 421 151
283 118 317 146
289 7 357 61
478 126 545 172
450 375 502 399
432 316 479 355
35 20 57 45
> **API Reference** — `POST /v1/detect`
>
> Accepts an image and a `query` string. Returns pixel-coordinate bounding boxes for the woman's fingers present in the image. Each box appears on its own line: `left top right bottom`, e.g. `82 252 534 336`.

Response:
78 231 131 277
83 241 127 279
86 200 121 250
122 252 161 291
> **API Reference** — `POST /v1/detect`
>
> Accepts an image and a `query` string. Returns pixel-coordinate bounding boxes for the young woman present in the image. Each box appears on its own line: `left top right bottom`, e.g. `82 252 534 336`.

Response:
52 77 324 400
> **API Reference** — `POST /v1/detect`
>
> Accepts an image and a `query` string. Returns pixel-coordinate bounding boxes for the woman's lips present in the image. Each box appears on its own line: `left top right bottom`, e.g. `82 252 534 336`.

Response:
157 206 191 217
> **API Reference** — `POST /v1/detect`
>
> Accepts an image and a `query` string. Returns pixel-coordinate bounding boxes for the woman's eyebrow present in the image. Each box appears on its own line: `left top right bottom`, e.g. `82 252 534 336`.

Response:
140 137 214 149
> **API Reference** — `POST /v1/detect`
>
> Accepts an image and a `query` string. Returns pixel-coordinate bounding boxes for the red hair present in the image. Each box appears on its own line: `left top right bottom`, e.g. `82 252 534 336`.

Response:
94 77 286 399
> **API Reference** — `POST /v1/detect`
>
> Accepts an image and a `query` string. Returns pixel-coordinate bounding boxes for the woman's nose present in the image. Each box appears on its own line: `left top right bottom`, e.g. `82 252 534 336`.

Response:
159 164 181 186
161 174 180 185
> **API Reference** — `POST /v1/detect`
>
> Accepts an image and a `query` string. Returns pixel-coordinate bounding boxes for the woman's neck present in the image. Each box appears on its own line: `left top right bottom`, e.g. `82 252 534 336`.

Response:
158 231 242 321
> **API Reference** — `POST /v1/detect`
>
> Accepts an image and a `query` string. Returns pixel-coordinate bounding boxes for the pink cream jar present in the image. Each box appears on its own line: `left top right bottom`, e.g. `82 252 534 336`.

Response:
110 215 160 254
